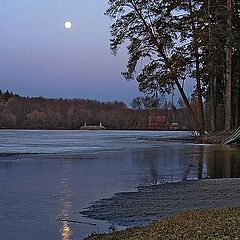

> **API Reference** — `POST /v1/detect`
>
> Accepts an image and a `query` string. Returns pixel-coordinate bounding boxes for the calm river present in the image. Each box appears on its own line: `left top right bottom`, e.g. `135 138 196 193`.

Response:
1 130 240 240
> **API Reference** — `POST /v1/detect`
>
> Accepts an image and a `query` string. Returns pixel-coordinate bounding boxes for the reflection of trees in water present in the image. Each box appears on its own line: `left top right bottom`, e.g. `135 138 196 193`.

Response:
0 161 14 170
131 146 185 184
182 159 196 180
178 145 240 180
206 145 240 178
131 149 160 185
131 144 240 183
195 145 240 179
197 146 204 180
180 145 206 180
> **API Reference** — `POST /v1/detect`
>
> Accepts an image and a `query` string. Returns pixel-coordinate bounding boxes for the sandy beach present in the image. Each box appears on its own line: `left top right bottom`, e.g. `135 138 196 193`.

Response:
81 178 240 227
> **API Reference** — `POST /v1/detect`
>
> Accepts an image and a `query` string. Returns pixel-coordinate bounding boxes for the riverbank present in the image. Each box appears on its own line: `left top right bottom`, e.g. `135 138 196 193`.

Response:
82 179 240 239
196 131 234 144
86 207 240 239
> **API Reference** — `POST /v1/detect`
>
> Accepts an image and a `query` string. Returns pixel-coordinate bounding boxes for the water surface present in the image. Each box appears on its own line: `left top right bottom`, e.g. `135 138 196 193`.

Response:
1 130 240 240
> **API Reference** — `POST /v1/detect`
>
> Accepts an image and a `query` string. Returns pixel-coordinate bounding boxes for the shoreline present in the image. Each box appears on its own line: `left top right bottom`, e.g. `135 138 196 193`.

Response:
82 178 240 239
196 130 234 144
86 207 240 239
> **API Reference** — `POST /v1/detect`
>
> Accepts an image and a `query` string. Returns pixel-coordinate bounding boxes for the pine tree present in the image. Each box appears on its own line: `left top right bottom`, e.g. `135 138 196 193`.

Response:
106 0 197 118
225 0 233 131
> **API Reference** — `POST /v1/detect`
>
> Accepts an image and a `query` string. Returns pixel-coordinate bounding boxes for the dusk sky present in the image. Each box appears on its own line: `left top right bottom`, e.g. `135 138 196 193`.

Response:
0 0 142 104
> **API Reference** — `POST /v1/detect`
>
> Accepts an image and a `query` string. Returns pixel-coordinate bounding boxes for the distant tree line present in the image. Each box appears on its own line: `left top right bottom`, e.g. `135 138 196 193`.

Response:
0 91 198 130
106 0 240 133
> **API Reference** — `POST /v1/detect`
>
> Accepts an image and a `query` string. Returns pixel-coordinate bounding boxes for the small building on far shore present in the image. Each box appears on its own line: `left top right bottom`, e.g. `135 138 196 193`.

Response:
148 116 168 129
169 122 179 130
149 116 179 130
81 122 106 130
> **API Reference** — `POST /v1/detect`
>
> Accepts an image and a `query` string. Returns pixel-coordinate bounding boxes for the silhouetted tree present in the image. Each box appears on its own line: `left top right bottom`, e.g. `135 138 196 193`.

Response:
106 0 196 118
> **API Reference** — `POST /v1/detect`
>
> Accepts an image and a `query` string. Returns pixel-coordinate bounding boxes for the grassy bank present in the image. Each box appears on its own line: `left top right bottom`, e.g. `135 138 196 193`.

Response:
86 207 240 240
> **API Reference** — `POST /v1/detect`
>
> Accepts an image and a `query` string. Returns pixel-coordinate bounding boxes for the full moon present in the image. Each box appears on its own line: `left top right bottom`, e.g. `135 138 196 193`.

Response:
64 21 72 29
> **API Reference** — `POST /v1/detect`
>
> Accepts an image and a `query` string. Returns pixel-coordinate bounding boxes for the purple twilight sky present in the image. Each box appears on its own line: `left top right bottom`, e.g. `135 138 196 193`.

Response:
0 0 141 104
0 0 194 105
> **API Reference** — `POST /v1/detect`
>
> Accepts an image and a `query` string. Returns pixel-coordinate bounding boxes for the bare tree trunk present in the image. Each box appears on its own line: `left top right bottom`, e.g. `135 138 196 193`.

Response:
234 72 239 128
174 79 196 117
189 0 205 133
208 0 217 132
210 75 217 131
236 76 240 127
225 0 232 131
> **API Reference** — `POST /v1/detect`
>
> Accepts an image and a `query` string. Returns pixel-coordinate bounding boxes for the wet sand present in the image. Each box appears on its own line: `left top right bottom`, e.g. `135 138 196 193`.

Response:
81 178 240 227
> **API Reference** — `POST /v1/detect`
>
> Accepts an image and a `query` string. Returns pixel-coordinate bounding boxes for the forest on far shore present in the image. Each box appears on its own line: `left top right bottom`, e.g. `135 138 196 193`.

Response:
0 90 203 130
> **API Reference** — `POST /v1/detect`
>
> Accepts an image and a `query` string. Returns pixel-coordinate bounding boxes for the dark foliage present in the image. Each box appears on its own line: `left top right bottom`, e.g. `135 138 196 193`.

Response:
0 91 196 130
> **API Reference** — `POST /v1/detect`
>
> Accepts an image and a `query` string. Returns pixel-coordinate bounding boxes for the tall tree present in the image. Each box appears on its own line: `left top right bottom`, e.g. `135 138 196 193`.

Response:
207 0 217 131
188 0 205 133
105 0 240 132
106 0 197 119
232 0 240 127
204 0 229 131
225 0 233 131
176 0 206 132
